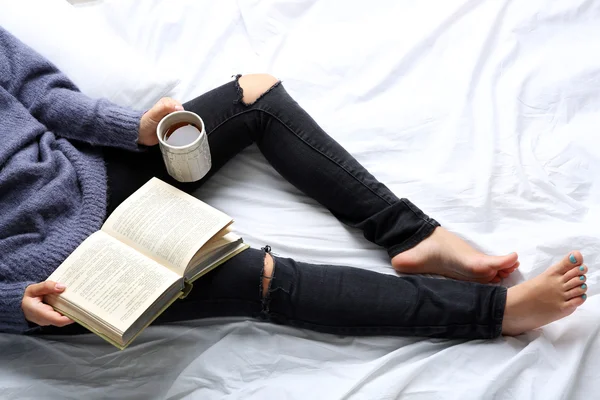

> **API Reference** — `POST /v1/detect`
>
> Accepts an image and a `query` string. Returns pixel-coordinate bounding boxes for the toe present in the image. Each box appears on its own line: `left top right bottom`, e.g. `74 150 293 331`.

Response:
494 261 521 281
498 270 510 279
489 253 519 270
506 262 520 274
556 251 584 274
563 264 587 282
565 283 588 300
564 296 585 313
565 275 586 290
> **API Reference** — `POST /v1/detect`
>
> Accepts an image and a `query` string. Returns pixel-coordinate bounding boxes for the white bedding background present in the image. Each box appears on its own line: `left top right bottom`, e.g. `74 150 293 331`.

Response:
3 0 600 398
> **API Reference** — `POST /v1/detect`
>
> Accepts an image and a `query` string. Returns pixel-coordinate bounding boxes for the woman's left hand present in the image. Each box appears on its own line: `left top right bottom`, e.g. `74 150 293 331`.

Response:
138 97 184 146
22 281 74 327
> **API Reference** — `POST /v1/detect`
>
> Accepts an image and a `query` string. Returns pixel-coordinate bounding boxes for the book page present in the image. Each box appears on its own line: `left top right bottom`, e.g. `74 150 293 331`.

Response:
102 178 232 275
186 242 249 284
188 232 241 269
46 231 182 333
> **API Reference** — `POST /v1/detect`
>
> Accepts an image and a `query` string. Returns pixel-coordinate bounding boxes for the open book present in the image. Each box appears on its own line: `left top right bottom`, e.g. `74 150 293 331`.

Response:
45 178 248 349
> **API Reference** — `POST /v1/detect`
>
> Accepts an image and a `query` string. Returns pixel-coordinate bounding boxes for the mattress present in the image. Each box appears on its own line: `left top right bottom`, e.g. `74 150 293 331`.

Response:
3 0 600 398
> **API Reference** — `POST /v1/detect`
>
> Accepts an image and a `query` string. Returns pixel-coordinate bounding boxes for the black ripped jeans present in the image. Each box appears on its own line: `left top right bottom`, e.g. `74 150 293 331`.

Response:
67 78 507 339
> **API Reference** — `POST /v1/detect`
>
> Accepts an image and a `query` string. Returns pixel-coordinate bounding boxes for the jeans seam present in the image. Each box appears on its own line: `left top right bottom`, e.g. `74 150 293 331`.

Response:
266 313 502 331
492 286 507 338
206 106 395 208
257 107 396 207
205 108 256 139
181 298 261 306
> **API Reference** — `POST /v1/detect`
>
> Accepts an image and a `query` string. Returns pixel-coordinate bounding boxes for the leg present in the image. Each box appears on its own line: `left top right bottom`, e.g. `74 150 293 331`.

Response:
107 74 432 252
151 249 589 338
105 74 518 282
152 248 507 339
186 75 438 258
189 74 518 283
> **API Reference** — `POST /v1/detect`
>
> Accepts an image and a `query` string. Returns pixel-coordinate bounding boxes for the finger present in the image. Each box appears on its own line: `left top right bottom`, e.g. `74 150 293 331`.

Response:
48 314 75 327
35 302 74 327
168 98 184 111
150 98 183 122
26 281 66 297
146 100 168 124
163 97 184 112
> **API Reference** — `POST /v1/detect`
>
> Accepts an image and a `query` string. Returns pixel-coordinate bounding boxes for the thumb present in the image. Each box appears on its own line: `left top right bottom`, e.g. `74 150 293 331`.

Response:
146 97 184 124
26 281 66 297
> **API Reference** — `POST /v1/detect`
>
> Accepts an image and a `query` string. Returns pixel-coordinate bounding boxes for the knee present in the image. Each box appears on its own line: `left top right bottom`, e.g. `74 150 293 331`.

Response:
238 73 280 105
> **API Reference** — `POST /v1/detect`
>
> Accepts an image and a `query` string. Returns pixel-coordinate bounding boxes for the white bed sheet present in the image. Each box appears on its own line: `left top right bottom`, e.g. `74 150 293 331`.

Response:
3 0 600 398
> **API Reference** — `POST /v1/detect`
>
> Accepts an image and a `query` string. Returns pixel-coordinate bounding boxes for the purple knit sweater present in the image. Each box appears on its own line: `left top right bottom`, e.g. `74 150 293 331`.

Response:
0 27 144 333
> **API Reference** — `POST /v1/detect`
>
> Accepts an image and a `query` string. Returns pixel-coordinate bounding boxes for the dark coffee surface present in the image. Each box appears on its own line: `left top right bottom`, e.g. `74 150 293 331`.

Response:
164 122 202 140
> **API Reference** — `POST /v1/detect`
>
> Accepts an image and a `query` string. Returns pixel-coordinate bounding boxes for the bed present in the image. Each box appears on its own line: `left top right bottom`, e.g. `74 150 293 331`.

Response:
2 0 600 398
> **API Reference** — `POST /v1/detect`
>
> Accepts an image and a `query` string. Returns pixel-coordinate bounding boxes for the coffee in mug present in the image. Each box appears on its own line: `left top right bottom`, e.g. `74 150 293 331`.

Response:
163 122 202 146
157 111 212 183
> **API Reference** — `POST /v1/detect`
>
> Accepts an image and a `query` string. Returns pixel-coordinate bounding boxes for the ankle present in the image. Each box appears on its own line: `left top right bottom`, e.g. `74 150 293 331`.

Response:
391 249 421 271
501 287 522 336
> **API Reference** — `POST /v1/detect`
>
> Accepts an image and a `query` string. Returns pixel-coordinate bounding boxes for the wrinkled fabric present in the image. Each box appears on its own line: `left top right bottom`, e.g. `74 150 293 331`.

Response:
2 0 600 399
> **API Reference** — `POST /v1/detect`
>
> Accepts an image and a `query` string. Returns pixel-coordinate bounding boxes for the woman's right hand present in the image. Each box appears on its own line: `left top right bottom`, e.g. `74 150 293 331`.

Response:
21 281 74 327
138 97 184 146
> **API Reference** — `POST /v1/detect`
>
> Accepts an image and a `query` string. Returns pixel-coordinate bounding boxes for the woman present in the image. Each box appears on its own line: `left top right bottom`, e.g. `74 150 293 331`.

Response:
0 26 588 341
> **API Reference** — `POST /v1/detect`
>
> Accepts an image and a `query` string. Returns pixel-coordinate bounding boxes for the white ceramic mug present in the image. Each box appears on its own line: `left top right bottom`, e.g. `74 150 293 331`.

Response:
156 111 212 182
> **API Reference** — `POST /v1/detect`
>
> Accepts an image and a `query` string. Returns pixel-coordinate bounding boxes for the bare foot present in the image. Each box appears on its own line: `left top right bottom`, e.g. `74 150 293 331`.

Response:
502 251 588 335
391 227 519 283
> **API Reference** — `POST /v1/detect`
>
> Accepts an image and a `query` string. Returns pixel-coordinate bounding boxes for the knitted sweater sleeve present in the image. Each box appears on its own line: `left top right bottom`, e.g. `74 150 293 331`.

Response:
0 281 34 334
0 27 143 151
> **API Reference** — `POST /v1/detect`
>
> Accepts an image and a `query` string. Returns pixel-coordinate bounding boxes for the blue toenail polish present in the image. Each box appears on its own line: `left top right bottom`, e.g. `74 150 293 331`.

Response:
580 276 585 280
582 284 587 289
580 266 585 271
570 254 577 263
582 294 587 300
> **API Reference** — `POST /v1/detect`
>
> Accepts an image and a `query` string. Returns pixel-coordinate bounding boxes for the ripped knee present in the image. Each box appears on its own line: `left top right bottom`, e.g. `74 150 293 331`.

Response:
236 73 281 106
261 252 274 298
